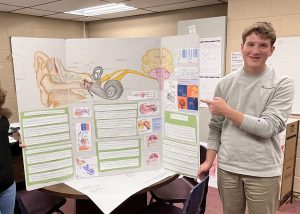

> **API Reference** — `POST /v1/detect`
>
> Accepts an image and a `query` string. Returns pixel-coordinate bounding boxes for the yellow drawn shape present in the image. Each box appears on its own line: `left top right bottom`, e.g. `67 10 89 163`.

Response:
100 69 156 83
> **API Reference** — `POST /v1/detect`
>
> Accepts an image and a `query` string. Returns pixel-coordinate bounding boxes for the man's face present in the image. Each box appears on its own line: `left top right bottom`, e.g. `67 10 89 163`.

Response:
241 32 275 74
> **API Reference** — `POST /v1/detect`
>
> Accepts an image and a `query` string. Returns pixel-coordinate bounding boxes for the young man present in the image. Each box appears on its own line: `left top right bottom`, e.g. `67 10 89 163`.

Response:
198 22 294 214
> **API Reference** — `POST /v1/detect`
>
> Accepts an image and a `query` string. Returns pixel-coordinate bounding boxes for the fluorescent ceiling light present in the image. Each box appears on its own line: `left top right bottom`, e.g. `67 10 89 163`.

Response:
65 3 137 16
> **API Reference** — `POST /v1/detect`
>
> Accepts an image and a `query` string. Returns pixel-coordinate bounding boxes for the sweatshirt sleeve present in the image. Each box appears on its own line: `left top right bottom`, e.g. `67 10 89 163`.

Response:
240 77 294 138
207 83 225 152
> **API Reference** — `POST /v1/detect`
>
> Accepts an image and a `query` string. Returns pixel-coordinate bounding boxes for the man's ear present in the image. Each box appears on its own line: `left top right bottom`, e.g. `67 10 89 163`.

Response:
269 46 275 57
241 43 244 51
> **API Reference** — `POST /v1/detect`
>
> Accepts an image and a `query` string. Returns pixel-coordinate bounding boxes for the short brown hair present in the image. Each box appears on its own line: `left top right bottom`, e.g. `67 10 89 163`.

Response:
242 22 276 46
0 87 12 119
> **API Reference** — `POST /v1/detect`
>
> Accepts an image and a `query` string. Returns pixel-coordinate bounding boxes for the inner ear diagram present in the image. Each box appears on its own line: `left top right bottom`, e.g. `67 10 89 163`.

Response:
34 48 173 108
83 66 124 100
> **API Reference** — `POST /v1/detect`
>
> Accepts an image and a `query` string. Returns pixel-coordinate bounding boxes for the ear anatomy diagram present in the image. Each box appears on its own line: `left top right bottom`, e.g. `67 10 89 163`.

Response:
34 51 91 108
83 66 124 100
34 48 174 107
83 66 158 99
142 48 174 89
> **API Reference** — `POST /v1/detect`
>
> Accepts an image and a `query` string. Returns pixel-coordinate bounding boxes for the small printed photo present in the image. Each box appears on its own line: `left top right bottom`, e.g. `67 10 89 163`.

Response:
187 85 199 98
152 117 162 132
73 107 92 118
144 134 159 149
75 156 98 178
137 118 152 133
127 90 158 101
177 85 187 97
138 101 160 116
164 80 178 107
146 152 160 166
166 91 176 103
178 97 187 109
187 97 198 110
76 122 92 152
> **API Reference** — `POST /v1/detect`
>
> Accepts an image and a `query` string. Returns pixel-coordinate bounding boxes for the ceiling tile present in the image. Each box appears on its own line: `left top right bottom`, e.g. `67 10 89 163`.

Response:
44 12 84 20
0 0 224 21
32 0 107 13
122 0 195 9
103 0 127 2
11 8 56 16
147 0 221 12
75 16 104 22
0 0 57 7
0 3 22 11
95 8 153 19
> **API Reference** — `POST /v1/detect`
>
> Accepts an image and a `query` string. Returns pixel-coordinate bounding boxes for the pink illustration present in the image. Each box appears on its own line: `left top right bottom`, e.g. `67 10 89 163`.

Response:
139 101 159 116
148 68 170 90
147 152 159 166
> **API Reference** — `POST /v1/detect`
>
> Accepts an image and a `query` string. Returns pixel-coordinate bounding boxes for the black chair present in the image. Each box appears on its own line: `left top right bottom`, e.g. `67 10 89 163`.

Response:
16 189 66 214
140 176 209 214
150 145 209 213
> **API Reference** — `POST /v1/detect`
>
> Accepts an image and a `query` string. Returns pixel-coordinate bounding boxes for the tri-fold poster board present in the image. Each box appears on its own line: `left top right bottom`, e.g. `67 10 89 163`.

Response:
11 35 201 191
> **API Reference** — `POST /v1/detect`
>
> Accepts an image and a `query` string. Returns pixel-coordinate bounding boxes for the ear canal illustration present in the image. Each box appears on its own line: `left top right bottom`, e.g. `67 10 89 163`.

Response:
85 66 124 100
33 49 174 107
34 51 91 108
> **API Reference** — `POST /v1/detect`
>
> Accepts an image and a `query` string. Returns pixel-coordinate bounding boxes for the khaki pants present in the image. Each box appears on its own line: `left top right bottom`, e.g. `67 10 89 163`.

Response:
217 168 281 214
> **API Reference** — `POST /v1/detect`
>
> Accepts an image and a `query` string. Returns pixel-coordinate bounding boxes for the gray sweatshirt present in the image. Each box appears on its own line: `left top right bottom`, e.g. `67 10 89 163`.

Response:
208 66 294 177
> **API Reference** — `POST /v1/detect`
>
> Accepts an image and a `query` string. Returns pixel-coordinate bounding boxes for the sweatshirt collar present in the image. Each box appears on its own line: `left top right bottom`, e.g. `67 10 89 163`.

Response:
240 65 269 79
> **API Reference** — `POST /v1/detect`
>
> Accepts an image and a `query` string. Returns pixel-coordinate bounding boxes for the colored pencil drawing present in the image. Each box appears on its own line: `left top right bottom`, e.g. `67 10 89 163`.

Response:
34 51 91 108
146 152 160 166
76 122 92 152
75 156 98 178
142 48 174 90
138 101 160 116
144 133 159 149
34 48 173 107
